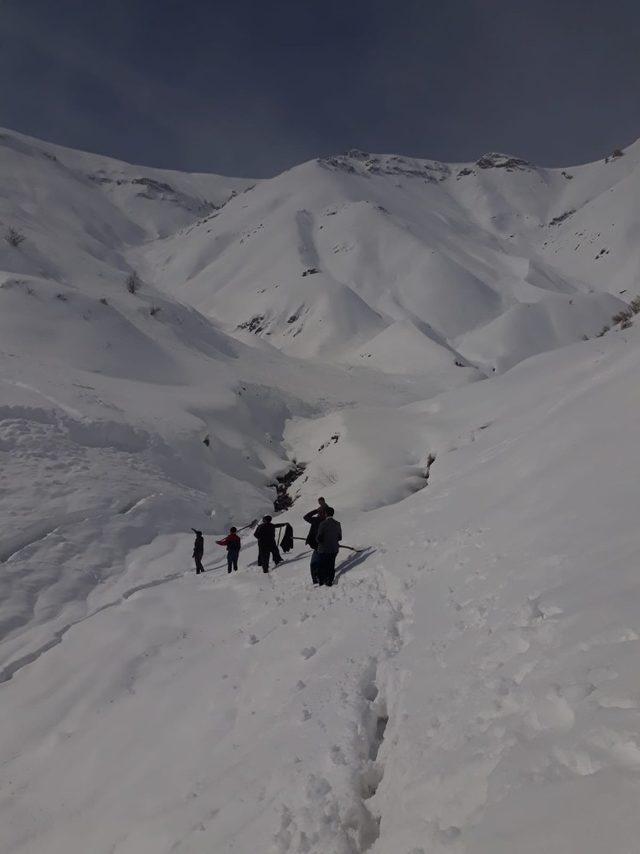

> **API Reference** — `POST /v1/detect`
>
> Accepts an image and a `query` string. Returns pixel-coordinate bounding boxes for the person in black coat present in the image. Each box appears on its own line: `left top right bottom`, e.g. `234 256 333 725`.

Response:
192 529 204 574
253 515 286 573
316 508 342 587
303 497 333 584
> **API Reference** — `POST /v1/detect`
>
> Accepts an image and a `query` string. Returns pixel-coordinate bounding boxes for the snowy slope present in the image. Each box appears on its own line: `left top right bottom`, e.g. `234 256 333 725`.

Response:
2 127 640 853
4 327 640 854
0 269 440 669
0 127 452 671
0 127 251 244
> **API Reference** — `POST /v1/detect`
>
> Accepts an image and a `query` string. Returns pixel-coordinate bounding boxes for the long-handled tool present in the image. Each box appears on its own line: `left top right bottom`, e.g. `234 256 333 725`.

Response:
291 536 365 553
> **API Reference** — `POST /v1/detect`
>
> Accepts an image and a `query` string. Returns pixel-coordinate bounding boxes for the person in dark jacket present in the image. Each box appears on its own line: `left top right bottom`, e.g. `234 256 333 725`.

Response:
216 527 241 573
303 497 333 584
192 528 205 574
253 515 286 573
316 508 342 587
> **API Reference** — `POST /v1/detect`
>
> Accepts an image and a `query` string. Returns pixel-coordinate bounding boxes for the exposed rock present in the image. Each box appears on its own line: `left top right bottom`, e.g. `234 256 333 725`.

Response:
272 462 307 511
549 209 576 227
319 152 451 181
476 153 531 171
238 315 267 334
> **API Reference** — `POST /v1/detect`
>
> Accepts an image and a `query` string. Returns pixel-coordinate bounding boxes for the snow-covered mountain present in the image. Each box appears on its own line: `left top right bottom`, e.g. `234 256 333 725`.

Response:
137 143 639 372
2 127 640 854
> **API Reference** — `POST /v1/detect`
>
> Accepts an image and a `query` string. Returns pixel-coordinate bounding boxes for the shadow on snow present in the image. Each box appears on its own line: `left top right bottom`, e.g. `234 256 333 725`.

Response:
334 547 376 583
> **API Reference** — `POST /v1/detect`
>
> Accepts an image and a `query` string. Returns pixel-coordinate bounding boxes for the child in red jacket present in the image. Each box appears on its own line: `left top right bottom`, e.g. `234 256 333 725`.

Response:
216 527 241 573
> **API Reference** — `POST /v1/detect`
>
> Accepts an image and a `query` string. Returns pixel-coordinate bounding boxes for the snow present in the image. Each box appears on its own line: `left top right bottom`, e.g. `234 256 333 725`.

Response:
2 126 640 853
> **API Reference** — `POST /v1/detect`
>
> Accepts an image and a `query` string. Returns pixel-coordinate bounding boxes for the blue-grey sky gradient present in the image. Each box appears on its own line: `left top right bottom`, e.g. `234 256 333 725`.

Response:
1 0 639 176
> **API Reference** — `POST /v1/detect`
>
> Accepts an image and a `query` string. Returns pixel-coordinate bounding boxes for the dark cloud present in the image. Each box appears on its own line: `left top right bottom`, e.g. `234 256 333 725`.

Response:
1 0 639 176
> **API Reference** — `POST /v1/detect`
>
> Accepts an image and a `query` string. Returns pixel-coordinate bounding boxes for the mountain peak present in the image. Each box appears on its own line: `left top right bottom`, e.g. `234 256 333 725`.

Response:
475 152 533 171
318 150 451 181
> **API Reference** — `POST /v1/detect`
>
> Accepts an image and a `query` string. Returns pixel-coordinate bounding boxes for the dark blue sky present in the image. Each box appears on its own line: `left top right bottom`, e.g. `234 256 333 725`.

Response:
1 0 639 176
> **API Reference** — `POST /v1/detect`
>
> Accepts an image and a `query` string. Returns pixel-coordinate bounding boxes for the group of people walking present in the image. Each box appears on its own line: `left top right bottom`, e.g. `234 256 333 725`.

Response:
191 497 343 587
192 526 242 575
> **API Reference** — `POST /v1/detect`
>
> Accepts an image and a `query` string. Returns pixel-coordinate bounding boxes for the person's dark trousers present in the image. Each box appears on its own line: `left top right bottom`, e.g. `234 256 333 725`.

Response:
271 544 282 565
258 546 271 573
310 550 321 584
227 551 239 573
318 552 337 586
194 557 204 574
